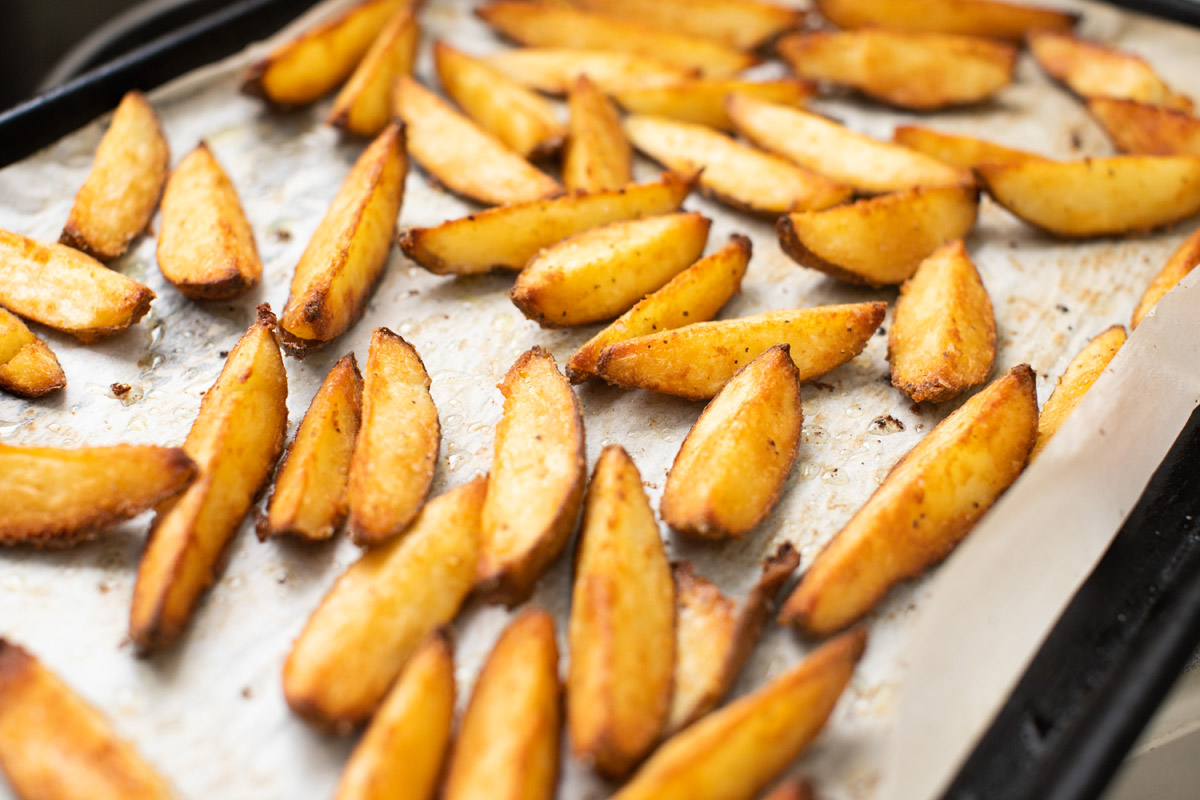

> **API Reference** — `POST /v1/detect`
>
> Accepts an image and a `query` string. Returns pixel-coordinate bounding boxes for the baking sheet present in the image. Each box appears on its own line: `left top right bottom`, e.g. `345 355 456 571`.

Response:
1 1 1199 798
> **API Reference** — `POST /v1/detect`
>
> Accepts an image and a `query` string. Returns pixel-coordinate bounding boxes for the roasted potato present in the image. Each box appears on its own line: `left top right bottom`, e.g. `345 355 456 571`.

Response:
279 123 406 356
567 0 803 50
1132 224 1200 328
284 477 486 730
564 76 633 192
129 306 288 653
780 364 1037 636
596 302 887 400
777 185 979 286
0 307 65 398
613 79 813 131
611 630 866 800
0 641 176 800
1088 98 1200 157
485 48 699 95
477 348 586 605
328 7 418 137
568 445 674 778
814 0 1077 41
511 212 710 327
60 91 168 262
1031 326 1126 460
762 778 817 800
893 125 1048 169
346 329 439 547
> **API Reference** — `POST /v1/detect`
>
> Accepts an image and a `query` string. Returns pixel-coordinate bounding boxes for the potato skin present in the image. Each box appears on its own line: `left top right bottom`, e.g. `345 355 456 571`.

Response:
484 49 698 95
1031 325 1126 460
328 7 418 137
570 0 804 50
814 0 1077 41
613 79 814 133
893 125 1047 170
1088 98 1200 157
1132 225 1200 327
564 75 632 192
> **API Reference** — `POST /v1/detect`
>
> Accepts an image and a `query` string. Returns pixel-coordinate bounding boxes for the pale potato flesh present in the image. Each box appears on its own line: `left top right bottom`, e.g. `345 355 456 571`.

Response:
780 365 1038 636
1133 224 1200 327
484 49 698 95
893 125 1049 169
564 76 632 192
328 7 418 137
613 79 813 132
0 307 65 398
568 445 674 778
1031 326 1126 460
1088 98 1200 157
569 0 803 49
815 0 1077 40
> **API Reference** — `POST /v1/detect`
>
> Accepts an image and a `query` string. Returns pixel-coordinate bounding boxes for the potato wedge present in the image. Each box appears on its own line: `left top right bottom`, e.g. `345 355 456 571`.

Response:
264 354 362 541
0 443 196 548
284 477 485 730
611 629 865 800
596 302 887 400
477 3 759 77
613 79 812 132
893 125 1048 169
977 156 1200 238
443 608 561 800
130 306 288 653
778 30 1016 111
728 94 971 193
777 185 978 286
60 91 168 262
0 641 176 800
279 123 406 356
568 0 803 50
568 234 749 382
889 240 996 403
328 7 418 137
1132 225 1200 328
478 347 586 605
780 364 1037 636
485 48 699 95
394 76 562 206
333 632 454 800
814 0 1076 40
668 543 800 734
1088 98 1200 157
569 445 674 778
762 778 817 800
512 212 710 327
624 115 851 216
1031 326 1126 461
346 329 439 548
661 345 803 538
157 143 261 300
564 76 633 192
0 307 65 398
399 172 694 275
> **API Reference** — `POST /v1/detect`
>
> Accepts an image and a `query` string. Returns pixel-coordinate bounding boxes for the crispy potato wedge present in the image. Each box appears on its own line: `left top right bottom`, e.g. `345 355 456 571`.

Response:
512 212 710 327
0 307 65 398
60 91 168 262
399 172 694 275
564 76 633 192
279 123 406 356
814 0 1076 40
780 364 1037 635
661 345 803 538
762 778 817 800
625 115 851 216
777 185 978 286
893 125 1048 169
477 3 759 77
596 302 887 400
1031 326 1126 460
394 76 562 206
977 156 1200 238
264 354 363 541
129 307 288 653
328 7 418 137
569 445 674 778
728 94 971 193
333 632 454 800
443 608 561 800
568 0 803 50
284 477 485 730
613 79 812 132
779 30 1016 111
0 641 176 799
1133 225 1200 328
889 240 996 403
568 234 749 382
478 348 586 605
668 543 800 734
611 630 865 800
1088 98 1200 157
485 48 699 95
346 329 439 547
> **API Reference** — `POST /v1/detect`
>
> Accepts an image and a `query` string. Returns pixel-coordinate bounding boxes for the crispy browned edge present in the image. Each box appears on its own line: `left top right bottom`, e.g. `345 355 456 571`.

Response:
0 340 67 398
762 776 817 800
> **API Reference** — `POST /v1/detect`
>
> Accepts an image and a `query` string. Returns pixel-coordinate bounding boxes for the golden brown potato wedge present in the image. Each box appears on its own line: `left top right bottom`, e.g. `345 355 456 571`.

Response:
596 302 887 400
1031 326 1126 461
511 212 710 327
284 477 485 730
762 778 817 800
568 0 803 50
279 123 406 356
893 125 1049 169
564 76 633 192
568 445 674 778
263 354 363 541
661 345 803 538
485 48 699 95
477 2 759 77
399 172 694 275
328 7 418 137
0 307 65 398
130 306 288 653
346 329 439 548
889 240 996 403
728 93 971 193
443 608 561 800
568 234 749 382
477 348 586 605
814 0 1077 40
624 115 851 216
1132 225 1200 328
777 185 978 286
157 143 262 300
61 91 168 262
977 156 1200 238
1088 98 1200 157
333 632 454 800
394 76 562 206
613 79 812 132
0 641 177 800
611 630 865 800
780 364 1037 636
